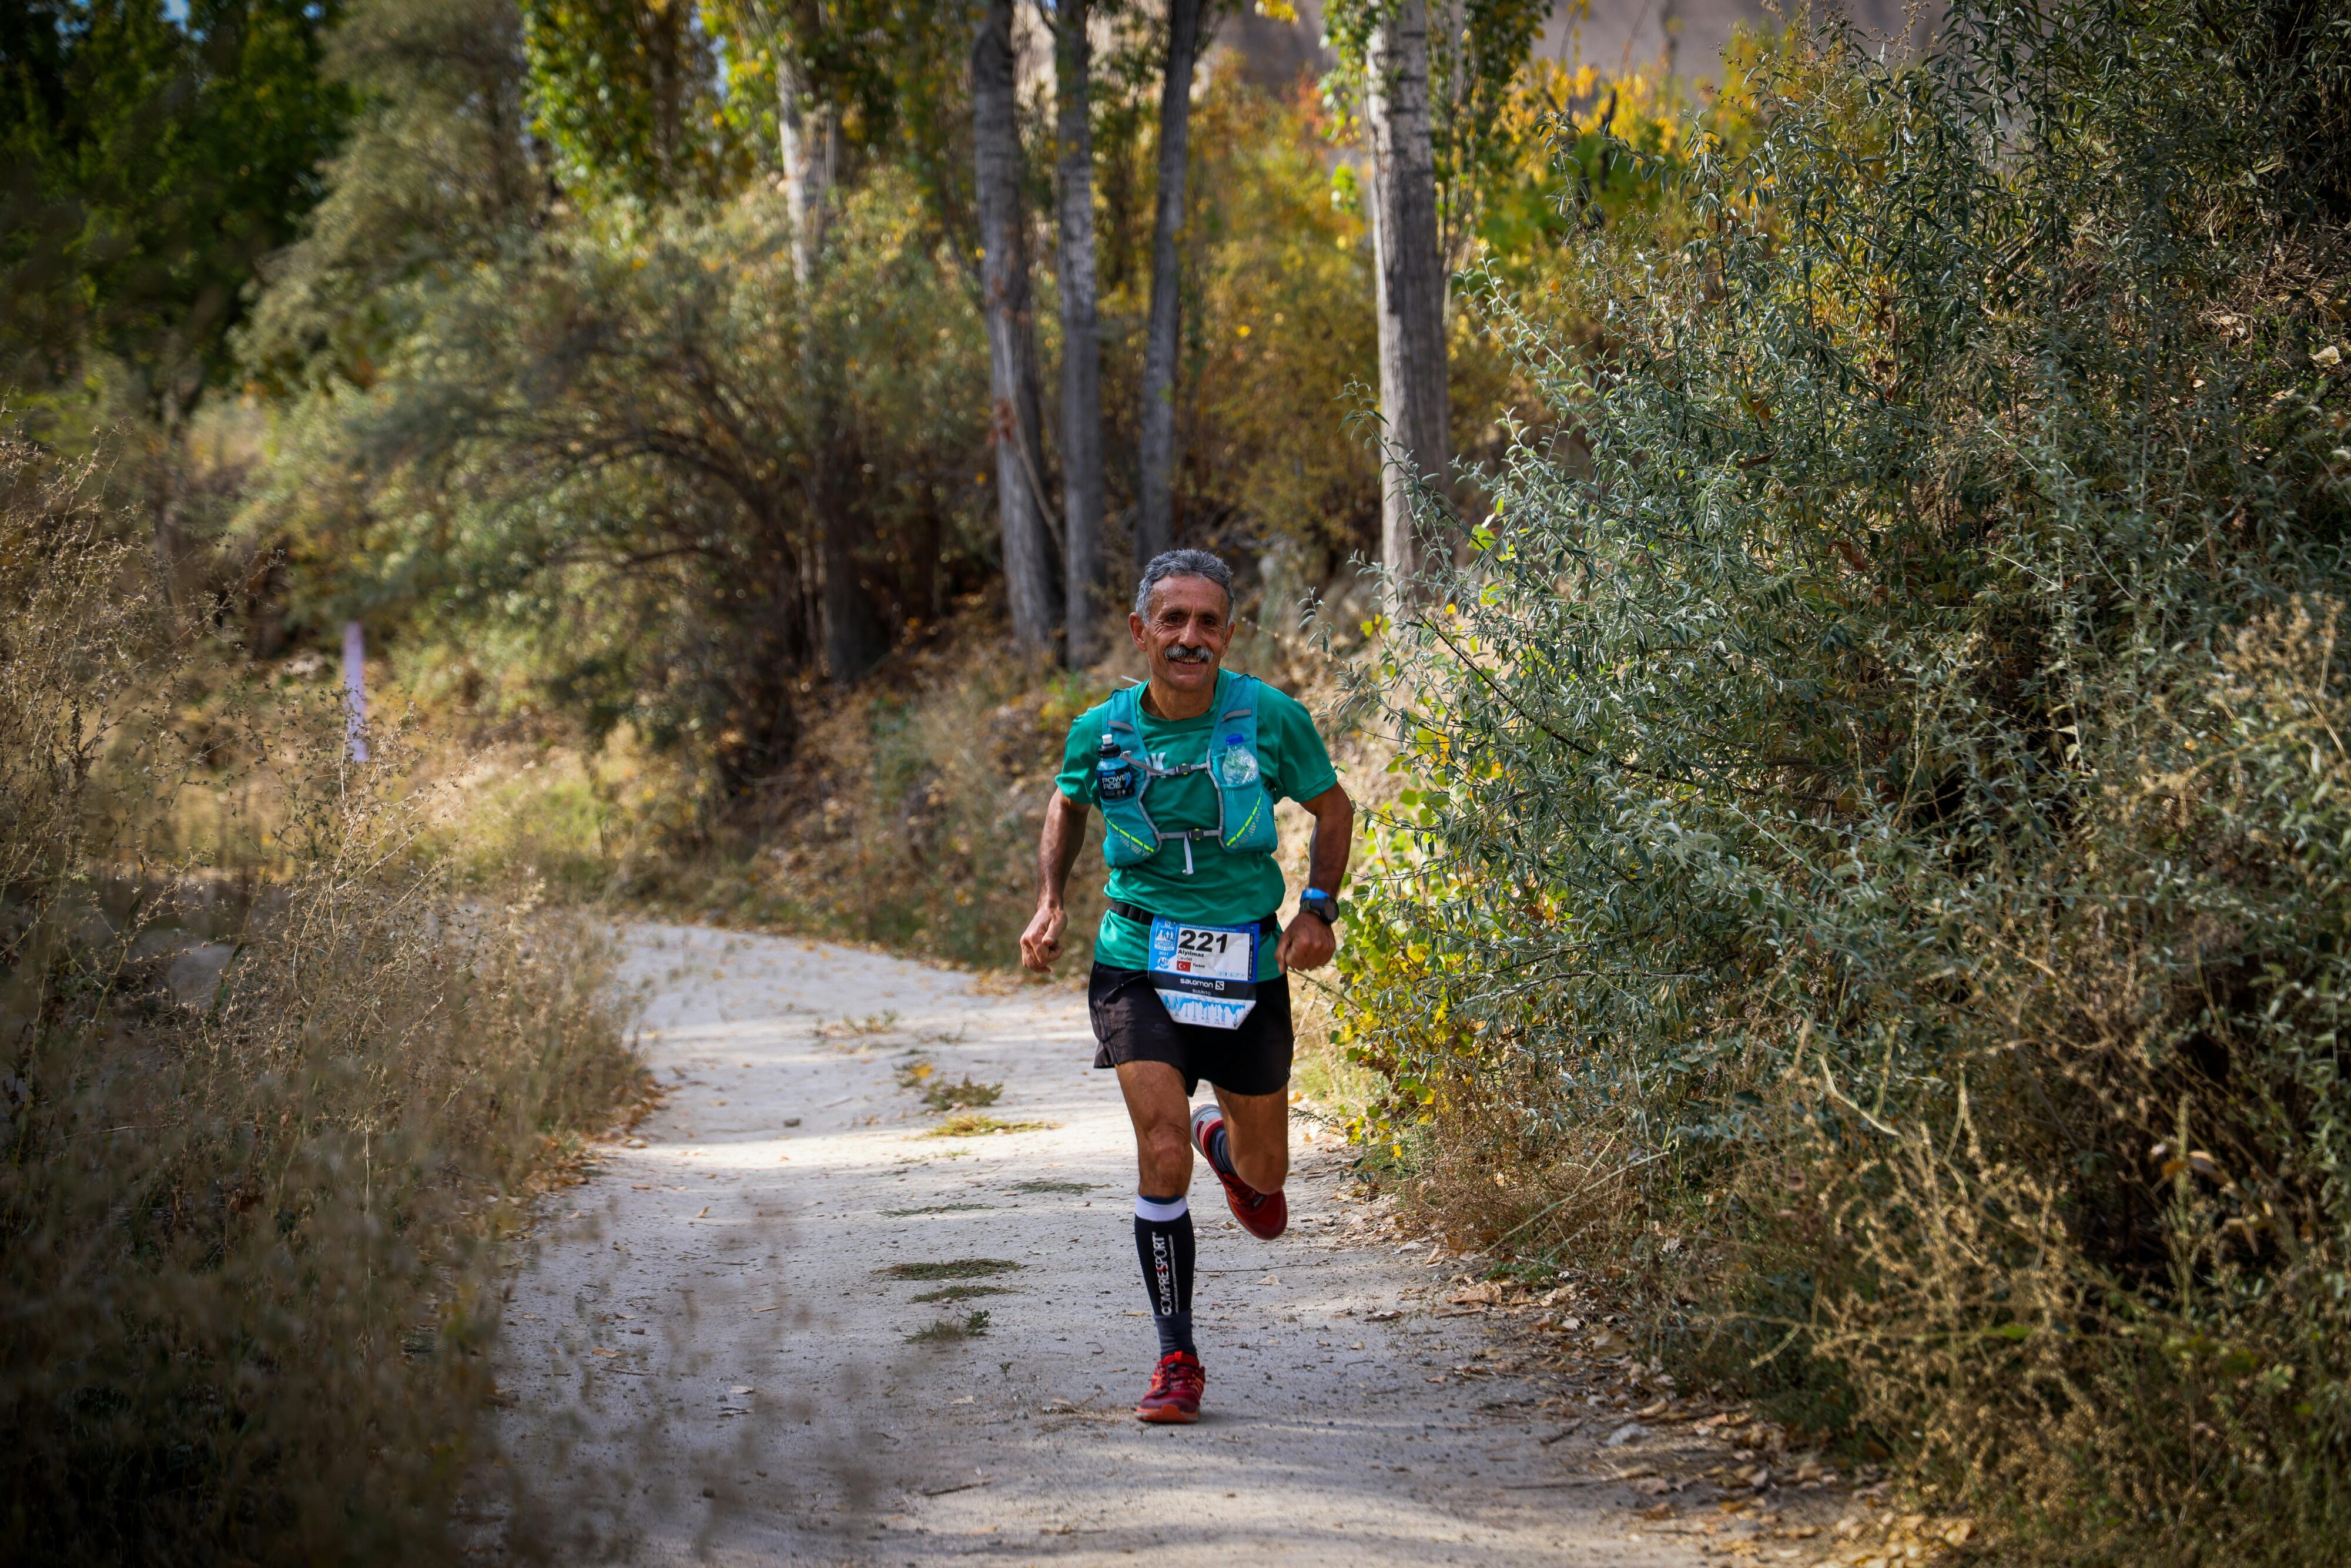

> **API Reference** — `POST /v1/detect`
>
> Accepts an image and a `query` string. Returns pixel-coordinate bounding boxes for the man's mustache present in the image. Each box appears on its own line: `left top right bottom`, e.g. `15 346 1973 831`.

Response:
1166 644 1214 664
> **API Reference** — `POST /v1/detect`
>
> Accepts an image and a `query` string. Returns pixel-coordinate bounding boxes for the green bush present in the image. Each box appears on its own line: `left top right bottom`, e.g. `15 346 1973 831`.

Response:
249 170 991 802
1340 2 2351 1559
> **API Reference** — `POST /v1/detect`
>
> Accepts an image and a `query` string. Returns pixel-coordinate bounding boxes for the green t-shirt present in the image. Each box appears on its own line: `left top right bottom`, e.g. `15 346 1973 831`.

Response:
1056 669 1339 979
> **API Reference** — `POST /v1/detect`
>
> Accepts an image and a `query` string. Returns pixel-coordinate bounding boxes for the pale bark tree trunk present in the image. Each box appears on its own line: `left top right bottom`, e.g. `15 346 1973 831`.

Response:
1135 0 1201 573
776 48 834 289
1365 0 1450 601
780 42 882 682
973 0 1062 653
1054 0 1103 667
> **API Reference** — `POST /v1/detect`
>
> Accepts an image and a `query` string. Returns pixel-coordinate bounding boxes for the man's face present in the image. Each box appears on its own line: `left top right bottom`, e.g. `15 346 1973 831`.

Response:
1129 574 1233 697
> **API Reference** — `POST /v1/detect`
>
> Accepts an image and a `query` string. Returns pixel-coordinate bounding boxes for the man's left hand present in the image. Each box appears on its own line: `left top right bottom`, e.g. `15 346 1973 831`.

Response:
1275 911 1337 971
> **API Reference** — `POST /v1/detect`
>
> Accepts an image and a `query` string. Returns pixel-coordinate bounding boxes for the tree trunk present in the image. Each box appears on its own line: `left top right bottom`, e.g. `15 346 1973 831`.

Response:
1056 0 1104 666
973 0 1063 654
1365 0 1449 601
776 48 834 289
780 43 883 682
1135 0 1201 574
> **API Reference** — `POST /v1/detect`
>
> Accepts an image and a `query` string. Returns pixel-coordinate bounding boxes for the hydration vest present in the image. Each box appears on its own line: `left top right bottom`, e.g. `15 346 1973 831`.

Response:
1097 672 1280 873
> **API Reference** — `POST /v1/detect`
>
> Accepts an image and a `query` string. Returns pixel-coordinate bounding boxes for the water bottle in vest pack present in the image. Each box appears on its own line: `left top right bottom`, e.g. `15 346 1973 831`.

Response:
1096 733 1138 801
1214 732 1260 788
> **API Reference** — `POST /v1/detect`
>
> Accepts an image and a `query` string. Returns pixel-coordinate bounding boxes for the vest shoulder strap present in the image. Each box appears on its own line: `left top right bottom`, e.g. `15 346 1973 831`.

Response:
1104 682 1143 738
1217 672 1260 726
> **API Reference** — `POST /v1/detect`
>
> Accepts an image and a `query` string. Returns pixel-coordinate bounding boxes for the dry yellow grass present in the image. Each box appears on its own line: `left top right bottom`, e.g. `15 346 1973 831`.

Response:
1 438 646 1563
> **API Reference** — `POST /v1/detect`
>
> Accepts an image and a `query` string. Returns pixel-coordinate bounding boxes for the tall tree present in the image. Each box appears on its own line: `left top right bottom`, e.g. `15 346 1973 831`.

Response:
1423 0 1547 276
773 18 883 682
1133 0 1201 571
516 0 735 206
240 0 543 394
972 0 1060 652
775 43 833 284
1362 0 1447 597
1054 0 1103 664
1 0 351 408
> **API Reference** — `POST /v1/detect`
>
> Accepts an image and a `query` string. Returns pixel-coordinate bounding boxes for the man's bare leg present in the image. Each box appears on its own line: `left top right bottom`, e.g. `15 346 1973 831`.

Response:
1113 1065 1288 1195
1211 1084 1289 1195
1115 1060 1197 1195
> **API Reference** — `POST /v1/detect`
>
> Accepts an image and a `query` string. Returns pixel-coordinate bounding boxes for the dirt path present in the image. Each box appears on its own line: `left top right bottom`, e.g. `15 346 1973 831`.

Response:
497 922 1709 1566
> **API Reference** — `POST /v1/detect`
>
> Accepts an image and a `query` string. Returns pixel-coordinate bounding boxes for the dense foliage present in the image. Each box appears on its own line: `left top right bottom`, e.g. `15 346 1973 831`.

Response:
252 177 989 796
1339 2 2351 1559
0 0 350 416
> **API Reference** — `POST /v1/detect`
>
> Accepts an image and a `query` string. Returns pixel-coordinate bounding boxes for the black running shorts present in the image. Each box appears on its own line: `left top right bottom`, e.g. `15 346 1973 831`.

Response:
1088 963 1294 1098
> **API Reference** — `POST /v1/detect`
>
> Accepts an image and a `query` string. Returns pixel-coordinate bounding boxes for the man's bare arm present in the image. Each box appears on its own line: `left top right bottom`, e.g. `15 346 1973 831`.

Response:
1020 791 1090 972
1275 783 1354 971
1301 783 1353 896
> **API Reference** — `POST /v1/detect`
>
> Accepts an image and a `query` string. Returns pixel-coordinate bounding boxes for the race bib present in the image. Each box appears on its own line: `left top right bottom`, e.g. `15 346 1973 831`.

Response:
1147 917 1259 1030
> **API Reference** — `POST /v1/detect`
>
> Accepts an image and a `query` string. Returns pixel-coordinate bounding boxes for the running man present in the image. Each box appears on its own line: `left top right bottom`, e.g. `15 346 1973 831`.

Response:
1019 549 1354 1425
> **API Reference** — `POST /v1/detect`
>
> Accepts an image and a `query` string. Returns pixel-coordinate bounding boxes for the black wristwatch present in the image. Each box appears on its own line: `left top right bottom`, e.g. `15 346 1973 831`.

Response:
1297 888 1340 927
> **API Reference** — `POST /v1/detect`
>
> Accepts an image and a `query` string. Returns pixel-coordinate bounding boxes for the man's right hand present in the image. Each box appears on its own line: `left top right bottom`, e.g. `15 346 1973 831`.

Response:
1019 902 1067 973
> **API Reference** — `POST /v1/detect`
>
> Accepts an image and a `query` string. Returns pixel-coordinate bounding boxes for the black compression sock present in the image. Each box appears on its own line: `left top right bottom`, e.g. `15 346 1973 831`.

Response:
1133 1194 1196 1360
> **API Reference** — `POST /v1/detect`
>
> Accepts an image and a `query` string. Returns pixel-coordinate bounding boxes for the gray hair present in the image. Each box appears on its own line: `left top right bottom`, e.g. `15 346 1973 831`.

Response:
1133 549 1234 618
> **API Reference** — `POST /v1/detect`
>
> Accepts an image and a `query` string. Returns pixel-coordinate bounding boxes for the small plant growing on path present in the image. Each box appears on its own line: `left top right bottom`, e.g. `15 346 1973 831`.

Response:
905 1311 992 1344
880 1259 1023 1281
922 1076 1003 1112
923 1112 1051 1138
896 1057 1005 1113
815 1010 900 1042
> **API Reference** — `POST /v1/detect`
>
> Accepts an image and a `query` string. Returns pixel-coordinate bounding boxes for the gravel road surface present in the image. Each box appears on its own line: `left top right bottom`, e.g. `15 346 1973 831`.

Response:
495 922 1704 1566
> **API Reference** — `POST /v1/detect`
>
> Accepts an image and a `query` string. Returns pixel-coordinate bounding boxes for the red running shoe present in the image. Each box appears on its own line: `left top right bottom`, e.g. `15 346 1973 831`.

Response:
1191 1103 1288 1240
1136 1351 1205 1423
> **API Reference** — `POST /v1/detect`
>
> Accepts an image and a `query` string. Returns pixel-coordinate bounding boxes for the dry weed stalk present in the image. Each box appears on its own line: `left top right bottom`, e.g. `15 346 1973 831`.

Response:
1 437 644 1563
